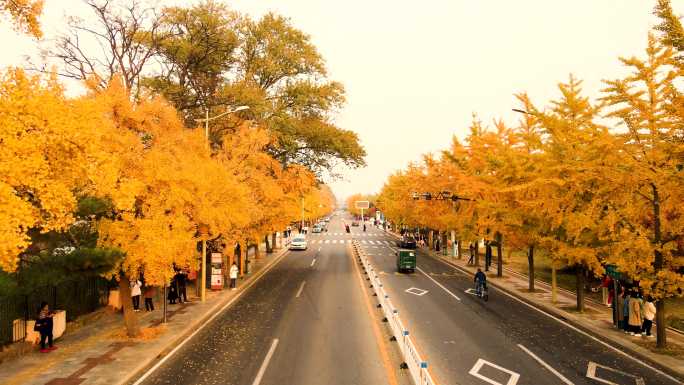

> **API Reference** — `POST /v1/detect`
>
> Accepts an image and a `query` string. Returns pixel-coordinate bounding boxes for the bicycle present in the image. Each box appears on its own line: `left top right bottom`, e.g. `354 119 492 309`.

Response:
475 280 489 302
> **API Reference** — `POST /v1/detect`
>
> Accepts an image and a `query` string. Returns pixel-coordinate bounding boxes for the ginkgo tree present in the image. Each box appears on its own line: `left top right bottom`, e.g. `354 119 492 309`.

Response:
373 33 684 347
600 36 684 347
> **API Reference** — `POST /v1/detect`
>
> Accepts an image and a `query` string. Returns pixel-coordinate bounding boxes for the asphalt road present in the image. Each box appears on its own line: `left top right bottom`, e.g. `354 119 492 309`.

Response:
353 219 682 385
134 214 404 385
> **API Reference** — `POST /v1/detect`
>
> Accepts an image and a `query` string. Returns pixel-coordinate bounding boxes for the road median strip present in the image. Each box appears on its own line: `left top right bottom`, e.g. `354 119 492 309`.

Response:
352 240 437 385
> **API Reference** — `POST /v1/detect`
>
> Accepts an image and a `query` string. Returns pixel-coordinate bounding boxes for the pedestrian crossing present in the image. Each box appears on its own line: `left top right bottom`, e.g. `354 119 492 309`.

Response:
309 232 388 237
307 239 396 246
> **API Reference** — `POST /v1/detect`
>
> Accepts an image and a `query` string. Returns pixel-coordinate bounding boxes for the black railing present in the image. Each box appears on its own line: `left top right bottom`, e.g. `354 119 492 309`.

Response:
0 277 111 346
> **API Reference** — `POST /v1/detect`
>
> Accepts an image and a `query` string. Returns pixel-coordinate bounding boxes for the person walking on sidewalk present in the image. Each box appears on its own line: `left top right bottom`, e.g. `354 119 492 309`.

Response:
144 285 155 312
36 302 57 353
229 262 239 290
467 243 475 265
642 296 656 338
130 279 142 312
175 270 188 303
628 290 643 336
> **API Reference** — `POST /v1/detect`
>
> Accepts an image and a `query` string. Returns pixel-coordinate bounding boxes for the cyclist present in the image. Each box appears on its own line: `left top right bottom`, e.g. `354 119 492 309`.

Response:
474 268 487 297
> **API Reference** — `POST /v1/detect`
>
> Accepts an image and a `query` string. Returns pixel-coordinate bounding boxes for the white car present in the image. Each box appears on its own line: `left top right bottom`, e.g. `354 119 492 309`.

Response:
289 235 308 250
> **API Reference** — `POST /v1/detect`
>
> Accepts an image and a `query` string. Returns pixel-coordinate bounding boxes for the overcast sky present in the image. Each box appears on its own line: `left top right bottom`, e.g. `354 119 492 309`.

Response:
1 1 680 202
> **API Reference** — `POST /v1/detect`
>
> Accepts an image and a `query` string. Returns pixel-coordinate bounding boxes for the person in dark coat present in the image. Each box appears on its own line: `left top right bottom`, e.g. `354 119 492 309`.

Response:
168 284 178 304
36 302 57 353
175 271 187 303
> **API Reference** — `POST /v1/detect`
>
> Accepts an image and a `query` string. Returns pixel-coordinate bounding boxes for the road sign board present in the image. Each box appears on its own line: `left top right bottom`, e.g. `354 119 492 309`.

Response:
355 200 370 209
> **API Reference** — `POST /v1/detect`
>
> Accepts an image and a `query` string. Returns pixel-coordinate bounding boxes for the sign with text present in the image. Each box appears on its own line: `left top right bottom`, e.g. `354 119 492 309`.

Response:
355 201 370 209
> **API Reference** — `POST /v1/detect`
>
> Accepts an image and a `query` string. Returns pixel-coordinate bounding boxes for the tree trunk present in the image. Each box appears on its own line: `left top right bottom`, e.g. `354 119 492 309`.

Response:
485 241 492 272
495 234 503 278
118 275 140 338
457 239 462 259
551 261 558 304
576 265 585 313
656 299 667 348
272 232 277 251
652 183 667 348
528 245 535 292
474 241 480 267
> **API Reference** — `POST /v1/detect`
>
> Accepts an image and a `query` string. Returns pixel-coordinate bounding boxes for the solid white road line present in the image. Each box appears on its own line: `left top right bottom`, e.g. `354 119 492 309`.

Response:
416 267 461 301
310 258 316 267
517 344 574 385
296 281 306 298
132 249 290 385
251 339 279 385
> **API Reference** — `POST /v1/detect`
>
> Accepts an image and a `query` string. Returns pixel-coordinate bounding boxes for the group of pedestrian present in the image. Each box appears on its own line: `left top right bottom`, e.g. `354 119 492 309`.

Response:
130 278 158 312
616 286 656 338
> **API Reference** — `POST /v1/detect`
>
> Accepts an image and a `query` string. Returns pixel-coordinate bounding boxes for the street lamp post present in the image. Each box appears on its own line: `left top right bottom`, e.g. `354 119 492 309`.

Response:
196 105 250 148
194 105 249 302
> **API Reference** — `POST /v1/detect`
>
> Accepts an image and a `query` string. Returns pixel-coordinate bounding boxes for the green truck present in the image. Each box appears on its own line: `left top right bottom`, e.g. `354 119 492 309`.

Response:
396 249 416 273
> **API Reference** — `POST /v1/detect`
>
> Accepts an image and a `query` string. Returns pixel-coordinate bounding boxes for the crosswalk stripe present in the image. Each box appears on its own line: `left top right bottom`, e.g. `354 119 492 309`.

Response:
332 240 337 244
361 240 367 244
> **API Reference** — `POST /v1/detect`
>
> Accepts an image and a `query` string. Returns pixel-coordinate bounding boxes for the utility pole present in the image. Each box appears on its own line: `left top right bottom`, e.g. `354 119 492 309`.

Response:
194 105 249 303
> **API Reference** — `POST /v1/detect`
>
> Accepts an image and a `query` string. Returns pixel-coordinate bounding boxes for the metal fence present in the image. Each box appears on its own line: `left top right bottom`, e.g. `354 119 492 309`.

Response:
0 277 111 346
353 241 436 385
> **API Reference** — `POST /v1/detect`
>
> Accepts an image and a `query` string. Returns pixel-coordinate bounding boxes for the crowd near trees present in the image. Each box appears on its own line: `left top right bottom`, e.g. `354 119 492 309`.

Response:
375 1 684 348
0 0 360 336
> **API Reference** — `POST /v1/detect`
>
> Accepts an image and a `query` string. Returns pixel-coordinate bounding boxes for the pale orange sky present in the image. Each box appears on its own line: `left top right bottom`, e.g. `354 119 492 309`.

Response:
1 1 680 202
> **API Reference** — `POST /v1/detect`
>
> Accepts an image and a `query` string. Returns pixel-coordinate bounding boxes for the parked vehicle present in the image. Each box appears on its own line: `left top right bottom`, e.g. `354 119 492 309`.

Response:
396 249 416 273
396 235 417 249
351 221 359 227
312 225 322 233
289 235 308 250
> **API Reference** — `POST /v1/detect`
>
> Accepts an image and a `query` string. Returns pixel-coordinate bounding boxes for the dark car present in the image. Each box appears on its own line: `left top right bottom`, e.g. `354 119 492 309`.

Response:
396 236 417 249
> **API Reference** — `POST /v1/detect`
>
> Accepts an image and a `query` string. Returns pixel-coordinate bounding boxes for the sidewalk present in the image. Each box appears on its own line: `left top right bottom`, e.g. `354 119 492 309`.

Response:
385 228 684 379
0 245 290 385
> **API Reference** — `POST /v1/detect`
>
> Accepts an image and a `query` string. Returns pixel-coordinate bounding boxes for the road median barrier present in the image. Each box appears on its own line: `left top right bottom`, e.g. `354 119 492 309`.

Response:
352 240 437 385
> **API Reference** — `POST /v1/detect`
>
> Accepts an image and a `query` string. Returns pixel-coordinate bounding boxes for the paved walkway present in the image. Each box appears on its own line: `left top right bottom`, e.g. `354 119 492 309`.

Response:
385 228 684 378
0 245 290 385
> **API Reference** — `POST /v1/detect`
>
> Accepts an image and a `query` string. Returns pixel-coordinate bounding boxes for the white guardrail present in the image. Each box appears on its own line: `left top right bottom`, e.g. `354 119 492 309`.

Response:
353 241 436 385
